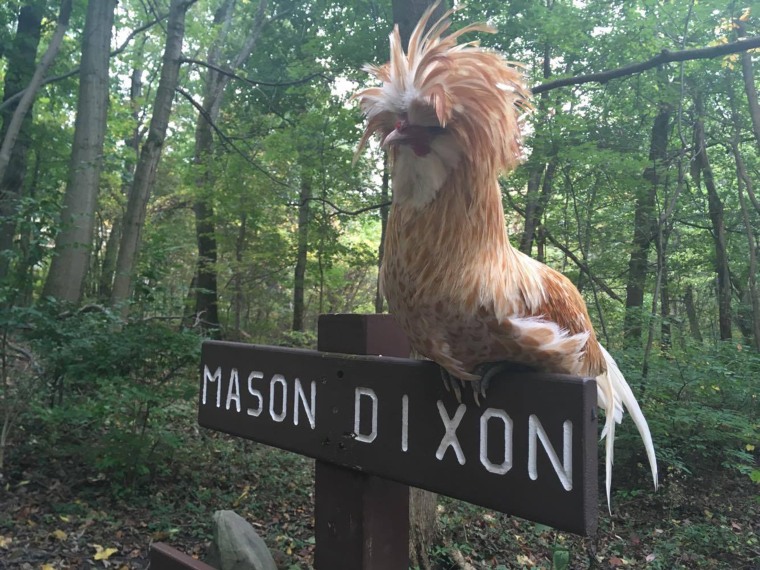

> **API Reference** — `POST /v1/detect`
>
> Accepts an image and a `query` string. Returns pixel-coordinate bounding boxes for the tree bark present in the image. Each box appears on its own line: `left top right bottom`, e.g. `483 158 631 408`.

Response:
110 0 192 312
519 38 556 259
623 102 671 346
728 77 760 349
232 211 247 337
683 285 702 342
692 93 732 341
42 0 116 303
375 154 389 313
292 176 312 332
0 0 71 182
99 44 145 301
736 21 760 149
0 1 66 287
391 0 445 46
190 0 267 331
520 157 557 258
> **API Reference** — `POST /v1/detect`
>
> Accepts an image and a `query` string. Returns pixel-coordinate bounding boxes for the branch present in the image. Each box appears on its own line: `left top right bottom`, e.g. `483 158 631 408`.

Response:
0 14 167 113
175 86 292 189
533 35 760 94
181 57 330 88
0 0 72 180
291 196 391 217
503 188 623 302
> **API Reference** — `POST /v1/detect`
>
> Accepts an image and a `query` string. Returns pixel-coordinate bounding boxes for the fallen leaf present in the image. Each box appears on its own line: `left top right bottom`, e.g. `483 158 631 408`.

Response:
52 529 68 541
0 535 11 549
609 556 626 567
93 544 118 561
41 565 56 570
517 554 536 566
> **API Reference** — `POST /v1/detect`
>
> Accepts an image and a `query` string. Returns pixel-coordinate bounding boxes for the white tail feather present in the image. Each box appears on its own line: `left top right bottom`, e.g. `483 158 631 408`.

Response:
596 345 658 511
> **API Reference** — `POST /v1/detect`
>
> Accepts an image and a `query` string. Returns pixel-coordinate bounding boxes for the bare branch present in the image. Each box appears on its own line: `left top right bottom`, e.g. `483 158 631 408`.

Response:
533 35 760 94
503 188 623 302
292 196 391 217
175 86 292 189
181 57 330 88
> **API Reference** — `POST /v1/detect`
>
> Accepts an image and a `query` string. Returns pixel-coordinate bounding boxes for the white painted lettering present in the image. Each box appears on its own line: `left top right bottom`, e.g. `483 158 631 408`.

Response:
401 394 409 452
294 378 316 429
436 401 466 465
202 365 222 407
354 387 378 443
269 374 288 422
247 371 264 416
226 368 241 412
479 408 513 475
528 415 573 491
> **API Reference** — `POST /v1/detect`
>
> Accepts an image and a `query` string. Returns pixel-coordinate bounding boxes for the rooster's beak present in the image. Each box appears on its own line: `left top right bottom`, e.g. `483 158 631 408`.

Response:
382 129 408 147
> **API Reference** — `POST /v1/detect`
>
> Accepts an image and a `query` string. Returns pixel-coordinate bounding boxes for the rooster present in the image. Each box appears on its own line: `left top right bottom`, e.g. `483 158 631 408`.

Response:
353 3 657 506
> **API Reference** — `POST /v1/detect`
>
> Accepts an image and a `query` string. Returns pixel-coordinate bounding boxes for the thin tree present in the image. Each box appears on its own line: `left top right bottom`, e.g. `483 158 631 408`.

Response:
43 0 116 303
110 0 196 313
292 175 312 331
190 0 268 331
692 92 732 341
623 96 672 346
0 0 71 286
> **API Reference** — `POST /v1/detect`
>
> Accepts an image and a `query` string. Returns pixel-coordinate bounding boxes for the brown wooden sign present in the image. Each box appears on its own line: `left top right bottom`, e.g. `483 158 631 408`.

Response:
198 333 598 535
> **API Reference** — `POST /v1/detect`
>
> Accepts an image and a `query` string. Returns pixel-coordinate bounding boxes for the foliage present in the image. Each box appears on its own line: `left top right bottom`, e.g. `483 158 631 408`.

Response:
607 341 759 486
11 301 201 489
1 0 760 567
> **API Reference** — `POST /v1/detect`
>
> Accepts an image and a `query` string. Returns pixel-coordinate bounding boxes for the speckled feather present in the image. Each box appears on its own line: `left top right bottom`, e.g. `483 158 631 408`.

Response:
353 3 657 507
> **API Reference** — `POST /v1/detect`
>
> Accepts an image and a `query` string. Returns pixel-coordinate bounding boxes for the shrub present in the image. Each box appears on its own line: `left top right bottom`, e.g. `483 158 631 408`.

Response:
13 302 201 488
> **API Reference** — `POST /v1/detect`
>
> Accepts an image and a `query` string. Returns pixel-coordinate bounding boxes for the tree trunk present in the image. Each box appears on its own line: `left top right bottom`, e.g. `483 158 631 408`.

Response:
0 1 63 287
623 102 671 346
519 40 556 258
99 42 146 301
375 154 389 313
736 179 760 349
190 0 267 331
737 21 760 148
692 93 732 341
658 234 671 352
232 211 247 337
292 176 312 332
520 157 557 259
391 0 445 46
728 80 760 349
110 0 192 313
42 0 115 303
390 3 445 567
684 285 703 342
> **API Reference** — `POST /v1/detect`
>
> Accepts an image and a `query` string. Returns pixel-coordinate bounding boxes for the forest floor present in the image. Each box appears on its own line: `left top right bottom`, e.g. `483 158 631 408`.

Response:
1 430 758 570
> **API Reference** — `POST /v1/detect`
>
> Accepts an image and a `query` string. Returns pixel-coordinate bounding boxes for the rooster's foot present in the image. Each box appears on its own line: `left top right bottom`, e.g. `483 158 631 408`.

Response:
440 368 464 403
441 362 511 406
470 362 511 406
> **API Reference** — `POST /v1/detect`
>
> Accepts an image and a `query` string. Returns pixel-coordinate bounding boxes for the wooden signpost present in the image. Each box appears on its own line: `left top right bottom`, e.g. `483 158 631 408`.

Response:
151 314 598 568
187 314 598 569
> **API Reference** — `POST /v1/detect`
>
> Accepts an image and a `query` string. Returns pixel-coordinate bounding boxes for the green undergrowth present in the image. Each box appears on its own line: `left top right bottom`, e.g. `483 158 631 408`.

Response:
1 306 758 568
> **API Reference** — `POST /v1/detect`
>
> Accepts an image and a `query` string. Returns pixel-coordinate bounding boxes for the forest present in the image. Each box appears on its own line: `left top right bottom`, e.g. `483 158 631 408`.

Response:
0 0 758 568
